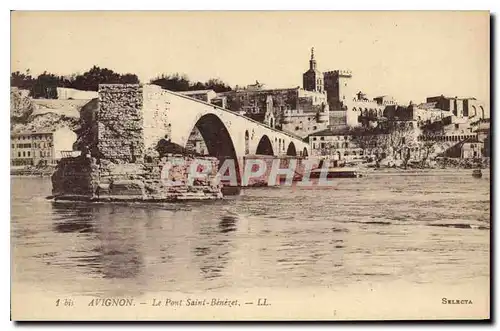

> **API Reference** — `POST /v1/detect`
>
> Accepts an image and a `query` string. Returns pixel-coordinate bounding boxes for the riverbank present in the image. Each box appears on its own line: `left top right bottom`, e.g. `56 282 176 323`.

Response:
362 167 490 174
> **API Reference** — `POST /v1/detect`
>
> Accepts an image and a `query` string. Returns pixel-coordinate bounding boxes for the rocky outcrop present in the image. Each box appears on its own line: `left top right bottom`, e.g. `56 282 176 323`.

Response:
10 88 35 125
11 112 80 134
10 87 89 134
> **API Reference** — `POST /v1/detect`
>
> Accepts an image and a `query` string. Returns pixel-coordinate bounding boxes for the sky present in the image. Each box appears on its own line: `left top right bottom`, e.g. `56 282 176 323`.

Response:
11 11 490 105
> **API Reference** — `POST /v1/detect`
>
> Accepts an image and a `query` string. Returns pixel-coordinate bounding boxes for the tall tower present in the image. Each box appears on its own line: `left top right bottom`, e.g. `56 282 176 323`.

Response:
303 47 324 93
324 69 353 110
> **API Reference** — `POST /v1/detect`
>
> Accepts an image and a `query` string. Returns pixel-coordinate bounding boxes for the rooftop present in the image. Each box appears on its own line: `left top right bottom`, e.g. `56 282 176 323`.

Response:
308 127 351 137
178 89 216 95
11 130 57 136
416 102 439 110
428 95 477 100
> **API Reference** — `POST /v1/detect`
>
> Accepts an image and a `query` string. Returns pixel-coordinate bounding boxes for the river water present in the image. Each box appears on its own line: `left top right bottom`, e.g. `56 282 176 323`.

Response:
11 171 490 318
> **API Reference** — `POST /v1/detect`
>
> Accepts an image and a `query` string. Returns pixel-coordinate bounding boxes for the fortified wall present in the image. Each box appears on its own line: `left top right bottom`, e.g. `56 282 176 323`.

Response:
51 84 222 202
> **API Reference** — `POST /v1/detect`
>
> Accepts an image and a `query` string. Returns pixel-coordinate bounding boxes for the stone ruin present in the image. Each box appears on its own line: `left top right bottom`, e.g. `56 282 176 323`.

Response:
51 84 223 202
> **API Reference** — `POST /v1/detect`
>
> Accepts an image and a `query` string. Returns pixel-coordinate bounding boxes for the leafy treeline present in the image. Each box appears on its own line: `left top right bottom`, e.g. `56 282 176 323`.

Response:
11 66 140 99
11 68 232 99
149 73 232 93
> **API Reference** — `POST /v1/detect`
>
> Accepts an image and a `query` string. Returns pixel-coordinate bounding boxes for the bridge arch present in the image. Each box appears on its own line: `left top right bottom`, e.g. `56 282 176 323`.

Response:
186 113 240 173
256 135 274 155
286 142 297 156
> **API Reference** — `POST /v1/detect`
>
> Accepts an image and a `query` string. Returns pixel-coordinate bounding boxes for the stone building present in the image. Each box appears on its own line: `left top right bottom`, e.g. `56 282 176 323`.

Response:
178 89 217 102
373 95 397 106
178 89 228 108
441 137 484 159
343 91 386 128
307 127 364 162
303 48 390 129
219 85 328 139
327 91 386 129
245 95 277 128
11 127 77 167
426 95 489 119
56 87 98 100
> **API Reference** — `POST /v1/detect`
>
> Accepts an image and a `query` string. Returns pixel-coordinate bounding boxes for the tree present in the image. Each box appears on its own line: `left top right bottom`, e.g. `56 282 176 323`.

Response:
150 73 191 91
417 122 445 166
203 78 232 92
318 141 336 157
11 70 35 90
70 66 139 91
30 71 60 99
150 73 232 92
348 126 381 158
382 121 418 163
12 66 140 94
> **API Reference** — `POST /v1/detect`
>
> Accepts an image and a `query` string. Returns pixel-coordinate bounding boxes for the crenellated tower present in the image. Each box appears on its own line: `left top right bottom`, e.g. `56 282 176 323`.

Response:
323 69 353 111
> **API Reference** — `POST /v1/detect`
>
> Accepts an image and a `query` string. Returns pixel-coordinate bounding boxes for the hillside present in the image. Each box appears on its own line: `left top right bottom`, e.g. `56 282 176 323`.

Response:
10 88 90 134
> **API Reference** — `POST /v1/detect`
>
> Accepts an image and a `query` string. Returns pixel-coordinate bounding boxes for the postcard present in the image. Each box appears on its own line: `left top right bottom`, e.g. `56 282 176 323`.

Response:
10 10 490 321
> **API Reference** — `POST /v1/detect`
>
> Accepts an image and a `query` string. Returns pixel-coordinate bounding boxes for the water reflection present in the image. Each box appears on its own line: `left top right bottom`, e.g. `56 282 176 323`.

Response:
52 202 95 233
11 175 491 295
193 214 239 283
52 203 145 280
49 201 243 290
219 215 238 233
52 203 95 234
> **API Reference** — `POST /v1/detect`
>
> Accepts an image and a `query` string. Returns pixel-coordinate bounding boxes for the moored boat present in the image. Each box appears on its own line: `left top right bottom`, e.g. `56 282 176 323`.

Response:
472 169 482 178
309 166 362 179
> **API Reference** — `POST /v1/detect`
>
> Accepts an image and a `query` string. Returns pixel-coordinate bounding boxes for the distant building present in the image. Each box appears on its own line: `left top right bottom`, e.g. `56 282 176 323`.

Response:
178 89 217 103
426 95 489 119
219 84 328 139
11 127 77 167
373 95 397 106
56 87 98 100
418 116 478 144
307 127 364 162
441 137 484 159
342 91 386 128
471 118 490 157
179 89 228 108
245 95 277 128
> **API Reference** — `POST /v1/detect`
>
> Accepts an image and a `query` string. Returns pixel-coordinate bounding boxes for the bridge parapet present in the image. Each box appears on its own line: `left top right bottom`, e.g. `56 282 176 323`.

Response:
94 83 309 164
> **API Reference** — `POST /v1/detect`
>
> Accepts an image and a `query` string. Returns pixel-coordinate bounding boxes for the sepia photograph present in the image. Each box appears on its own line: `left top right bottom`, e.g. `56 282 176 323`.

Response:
9 10 491 321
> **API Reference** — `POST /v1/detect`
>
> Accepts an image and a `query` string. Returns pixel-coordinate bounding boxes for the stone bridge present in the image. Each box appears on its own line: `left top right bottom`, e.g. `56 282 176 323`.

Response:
96 84 310 170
